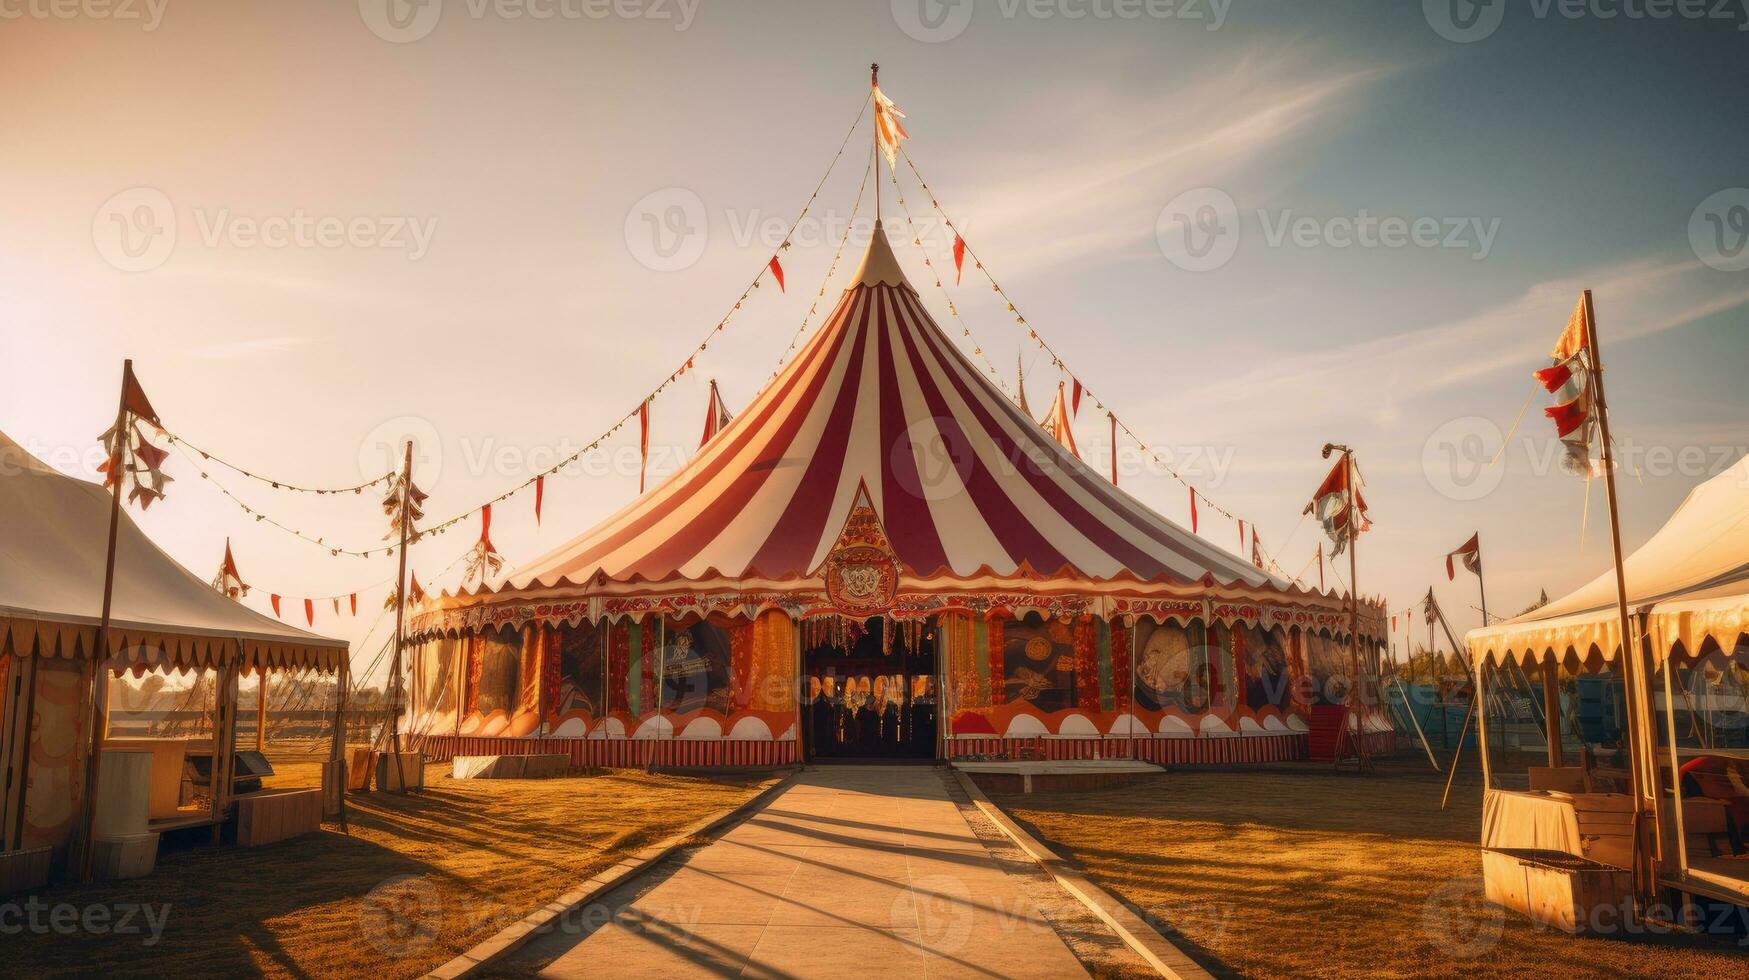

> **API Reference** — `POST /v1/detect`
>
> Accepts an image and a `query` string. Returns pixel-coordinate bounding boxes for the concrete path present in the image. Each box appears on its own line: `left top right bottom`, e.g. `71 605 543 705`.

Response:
520 766 1090 978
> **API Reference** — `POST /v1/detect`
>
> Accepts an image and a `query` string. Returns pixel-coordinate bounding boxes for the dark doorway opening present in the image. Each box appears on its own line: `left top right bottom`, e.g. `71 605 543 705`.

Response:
802 617 937 761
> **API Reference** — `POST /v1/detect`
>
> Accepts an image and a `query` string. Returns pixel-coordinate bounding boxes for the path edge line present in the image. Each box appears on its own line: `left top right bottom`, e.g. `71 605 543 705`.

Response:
425 768 800 979
950 769 1216 980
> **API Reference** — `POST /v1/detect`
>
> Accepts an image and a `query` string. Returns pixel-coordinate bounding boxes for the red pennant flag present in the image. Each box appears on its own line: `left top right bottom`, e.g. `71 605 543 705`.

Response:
1544 395 1589 437
304 598 314 626
270 594 281 617
121 361 160 425
1237 519 1245 551
1392 615 1398 631
952 234 967 285
1534 361 1574 393
409 572 425 605
1189 488 1198 533
479 502 494 549
1070 379 1082 418
1445 532 1482 580
349 593 357 616
637 401 651 493
332 598 340 617
1108 412 1117 486
768 256 785 292
534 474 545 525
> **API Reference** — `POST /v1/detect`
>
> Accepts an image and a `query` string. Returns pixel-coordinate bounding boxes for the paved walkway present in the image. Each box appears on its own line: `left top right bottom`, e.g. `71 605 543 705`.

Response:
521 766 1090 978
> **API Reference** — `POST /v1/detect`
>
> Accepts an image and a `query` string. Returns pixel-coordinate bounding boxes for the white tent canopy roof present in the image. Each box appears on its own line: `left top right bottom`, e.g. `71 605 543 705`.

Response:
1467 453 1749 665
1 430 347 673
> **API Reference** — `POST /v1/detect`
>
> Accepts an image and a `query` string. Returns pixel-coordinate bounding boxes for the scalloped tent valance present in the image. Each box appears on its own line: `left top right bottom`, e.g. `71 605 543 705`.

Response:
0 430 347 674
1466 453 1749 667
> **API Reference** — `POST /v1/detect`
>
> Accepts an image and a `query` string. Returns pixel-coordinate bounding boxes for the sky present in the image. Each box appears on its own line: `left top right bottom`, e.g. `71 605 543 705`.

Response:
3 1 1747 683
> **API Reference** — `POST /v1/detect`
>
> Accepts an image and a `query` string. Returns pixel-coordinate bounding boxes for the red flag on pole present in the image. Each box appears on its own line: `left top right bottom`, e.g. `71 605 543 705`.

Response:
952 234 967 284
1446 533 1482 580
637 400 651 493
768 256 785 293
534 474 545 525
1108 412 1117 486
120 361 160 426
700 380 732 448
409 572 425 605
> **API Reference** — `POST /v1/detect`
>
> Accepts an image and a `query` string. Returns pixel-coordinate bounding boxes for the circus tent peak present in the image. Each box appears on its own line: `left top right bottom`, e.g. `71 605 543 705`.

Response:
500 227 1277 593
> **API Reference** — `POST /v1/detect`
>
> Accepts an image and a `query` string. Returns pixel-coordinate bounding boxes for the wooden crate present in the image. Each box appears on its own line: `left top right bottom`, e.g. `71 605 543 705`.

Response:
1483 848 1633 934
345 747 376 792
375 751 424 791
236 789 324 847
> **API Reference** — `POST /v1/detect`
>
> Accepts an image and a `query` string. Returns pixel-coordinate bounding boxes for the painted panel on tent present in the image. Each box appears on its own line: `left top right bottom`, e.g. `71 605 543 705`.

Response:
1244 624 1294 710
554 622 605 720
1000 615 1075 713
1134 619 1200 713
475 626 521 715
1306 631 1351 704
23 659 86 859
663 620 732 715
420 638 458 718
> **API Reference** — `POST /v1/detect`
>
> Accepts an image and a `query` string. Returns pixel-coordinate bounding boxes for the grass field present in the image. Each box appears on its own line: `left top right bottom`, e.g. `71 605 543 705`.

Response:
992 760 1749 979
12 745 773 978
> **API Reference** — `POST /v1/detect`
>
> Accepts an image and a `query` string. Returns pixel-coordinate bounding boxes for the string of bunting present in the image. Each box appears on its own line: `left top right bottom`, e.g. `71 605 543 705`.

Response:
898 146 1257 535
161 426 394 494
418 90 878 537
174 441 393 557
771 148 874 377
884 158 1012 397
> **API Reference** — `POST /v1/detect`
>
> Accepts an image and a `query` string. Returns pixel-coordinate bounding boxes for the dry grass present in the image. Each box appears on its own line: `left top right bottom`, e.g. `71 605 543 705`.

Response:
992 760 1749 979
13 746 773 979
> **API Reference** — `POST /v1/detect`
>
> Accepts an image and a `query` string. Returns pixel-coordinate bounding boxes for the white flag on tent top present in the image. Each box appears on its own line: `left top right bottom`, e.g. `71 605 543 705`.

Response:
874 83 908 169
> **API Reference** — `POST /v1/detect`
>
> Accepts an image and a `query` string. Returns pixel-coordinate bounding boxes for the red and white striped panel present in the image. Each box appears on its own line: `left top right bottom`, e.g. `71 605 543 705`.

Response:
499 226 1272 592
947 734 1309 766
422 735 800 770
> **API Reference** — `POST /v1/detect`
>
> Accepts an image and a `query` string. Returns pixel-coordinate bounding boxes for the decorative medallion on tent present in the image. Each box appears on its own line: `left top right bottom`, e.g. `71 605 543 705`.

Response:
820 482 900 617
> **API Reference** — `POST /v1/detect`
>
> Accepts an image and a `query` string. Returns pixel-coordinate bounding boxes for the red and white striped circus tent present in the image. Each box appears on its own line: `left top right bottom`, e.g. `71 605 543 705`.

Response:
409 224 1388 769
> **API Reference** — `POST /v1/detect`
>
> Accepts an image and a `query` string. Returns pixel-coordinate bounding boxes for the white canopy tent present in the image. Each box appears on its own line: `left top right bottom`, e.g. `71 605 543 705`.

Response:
0 430 346 673
1468 453 1749 665
1 429 347 871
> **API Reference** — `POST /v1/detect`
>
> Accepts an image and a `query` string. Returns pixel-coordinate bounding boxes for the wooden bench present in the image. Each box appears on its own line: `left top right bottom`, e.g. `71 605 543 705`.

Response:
236 789 323 847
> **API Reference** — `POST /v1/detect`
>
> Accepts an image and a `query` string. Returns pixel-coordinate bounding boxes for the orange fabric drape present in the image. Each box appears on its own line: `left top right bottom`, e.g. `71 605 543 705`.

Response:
945 613 983 711
515 624 542 718
746 610 794 713
1074 616 1100 712
1230 623 1249 711
608 621 630 714
988 616 1006 705
729 620 754 710
464 634 483 716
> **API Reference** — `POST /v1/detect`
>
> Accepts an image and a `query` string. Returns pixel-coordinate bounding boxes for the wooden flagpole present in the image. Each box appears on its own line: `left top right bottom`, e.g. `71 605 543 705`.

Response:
871 63 882 219
1325 443 1370 771
387 441 412 793
1433 592 1479 809
1583 289 1659 909
76 360 133 881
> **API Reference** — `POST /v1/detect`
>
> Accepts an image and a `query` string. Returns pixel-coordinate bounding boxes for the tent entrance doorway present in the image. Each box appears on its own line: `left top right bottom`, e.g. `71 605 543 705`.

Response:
801 617 937 761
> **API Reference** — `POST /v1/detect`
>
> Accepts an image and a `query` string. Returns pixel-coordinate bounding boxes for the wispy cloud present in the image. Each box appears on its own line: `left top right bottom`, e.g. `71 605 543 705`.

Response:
931 51 1396 276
